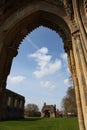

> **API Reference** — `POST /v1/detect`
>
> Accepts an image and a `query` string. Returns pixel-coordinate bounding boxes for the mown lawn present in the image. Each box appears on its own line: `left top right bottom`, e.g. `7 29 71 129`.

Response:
0 117 79 130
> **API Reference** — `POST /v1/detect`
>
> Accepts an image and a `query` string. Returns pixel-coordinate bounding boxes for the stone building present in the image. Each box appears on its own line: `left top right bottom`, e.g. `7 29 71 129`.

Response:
0 89 25 120
41 103 56 118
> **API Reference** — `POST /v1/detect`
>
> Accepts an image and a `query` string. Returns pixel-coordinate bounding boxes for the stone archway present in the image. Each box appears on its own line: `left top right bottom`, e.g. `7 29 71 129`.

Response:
0 1 87 130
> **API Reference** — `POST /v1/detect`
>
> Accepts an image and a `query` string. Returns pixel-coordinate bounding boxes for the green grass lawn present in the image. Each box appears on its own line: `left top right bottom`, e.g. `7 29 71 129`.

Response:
0 117 79 130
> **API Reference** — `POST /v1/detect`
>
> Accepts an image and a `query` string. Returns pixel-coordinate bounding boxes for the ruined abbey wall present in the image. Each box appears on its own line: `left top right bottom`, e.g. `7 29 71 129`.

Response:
0 89 25 120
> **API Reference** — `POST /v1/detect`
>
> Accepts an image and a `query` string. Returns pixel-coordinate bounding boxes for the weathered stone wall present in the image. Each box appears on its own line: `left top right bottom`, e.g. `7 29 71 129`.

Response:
0 89 25 120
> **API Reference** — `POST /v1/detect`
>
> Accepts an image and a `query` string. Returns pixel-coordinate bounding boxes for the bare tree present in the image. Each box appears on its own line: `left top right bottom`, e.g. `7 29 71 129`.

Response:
62 86 77 116
25 103 39 112
25 103 40 117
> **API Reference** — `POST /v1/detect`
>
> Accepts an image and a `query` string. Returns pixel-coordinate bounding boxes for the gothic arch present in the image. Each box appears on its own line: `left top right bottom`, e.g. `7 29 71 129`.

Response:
0 1 87 130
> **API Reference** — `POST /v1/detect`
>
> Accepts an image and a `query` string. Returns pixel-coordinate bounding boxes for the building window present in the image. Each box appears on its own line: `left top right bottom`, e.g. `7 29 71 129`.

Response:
14 99 17 108
20 100 23 109
7 96 11 107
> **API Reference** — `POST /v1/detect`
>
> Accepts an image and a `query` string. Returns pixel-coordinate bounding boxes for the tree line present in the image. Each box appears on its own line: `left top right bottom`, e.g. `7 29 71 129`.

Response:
24 103 41 117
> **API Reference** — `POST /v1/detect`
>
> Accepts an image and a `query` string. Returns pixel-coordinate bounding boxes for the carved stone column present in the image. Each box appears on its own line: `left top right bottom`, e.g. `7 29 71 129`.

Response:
73 0 87 51
0 46 18 115
73 31 87 86
66 40 85 130
80 33 87 63
0 79 7 119
69 49 85 130
72 33 87 130
3 47 18 79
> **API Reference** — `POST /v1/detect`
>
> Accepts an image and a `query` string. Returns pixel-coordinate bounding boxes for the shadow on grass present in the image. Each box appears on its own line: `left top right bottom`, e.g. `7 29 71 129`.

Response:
23 117 43 121
0 117 43 122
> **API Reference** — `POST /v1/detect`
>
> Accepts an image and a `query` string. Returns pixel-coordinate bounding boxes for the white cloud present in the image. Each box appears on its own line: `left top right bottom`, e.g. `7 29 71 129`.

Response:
30 47 51 69
33 59 61 78
61 53 67 61
8 76 26 84
67 68 70 73
64 77 72 85
64 79 70 84
38 47 48 54
40 81 56 89
28 47 62 78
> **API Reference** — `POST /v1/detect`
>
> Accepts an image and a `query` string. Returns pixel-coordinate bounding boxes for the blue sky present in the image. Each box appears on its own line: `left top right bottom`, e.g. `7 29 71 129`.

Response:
7 26 71 111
